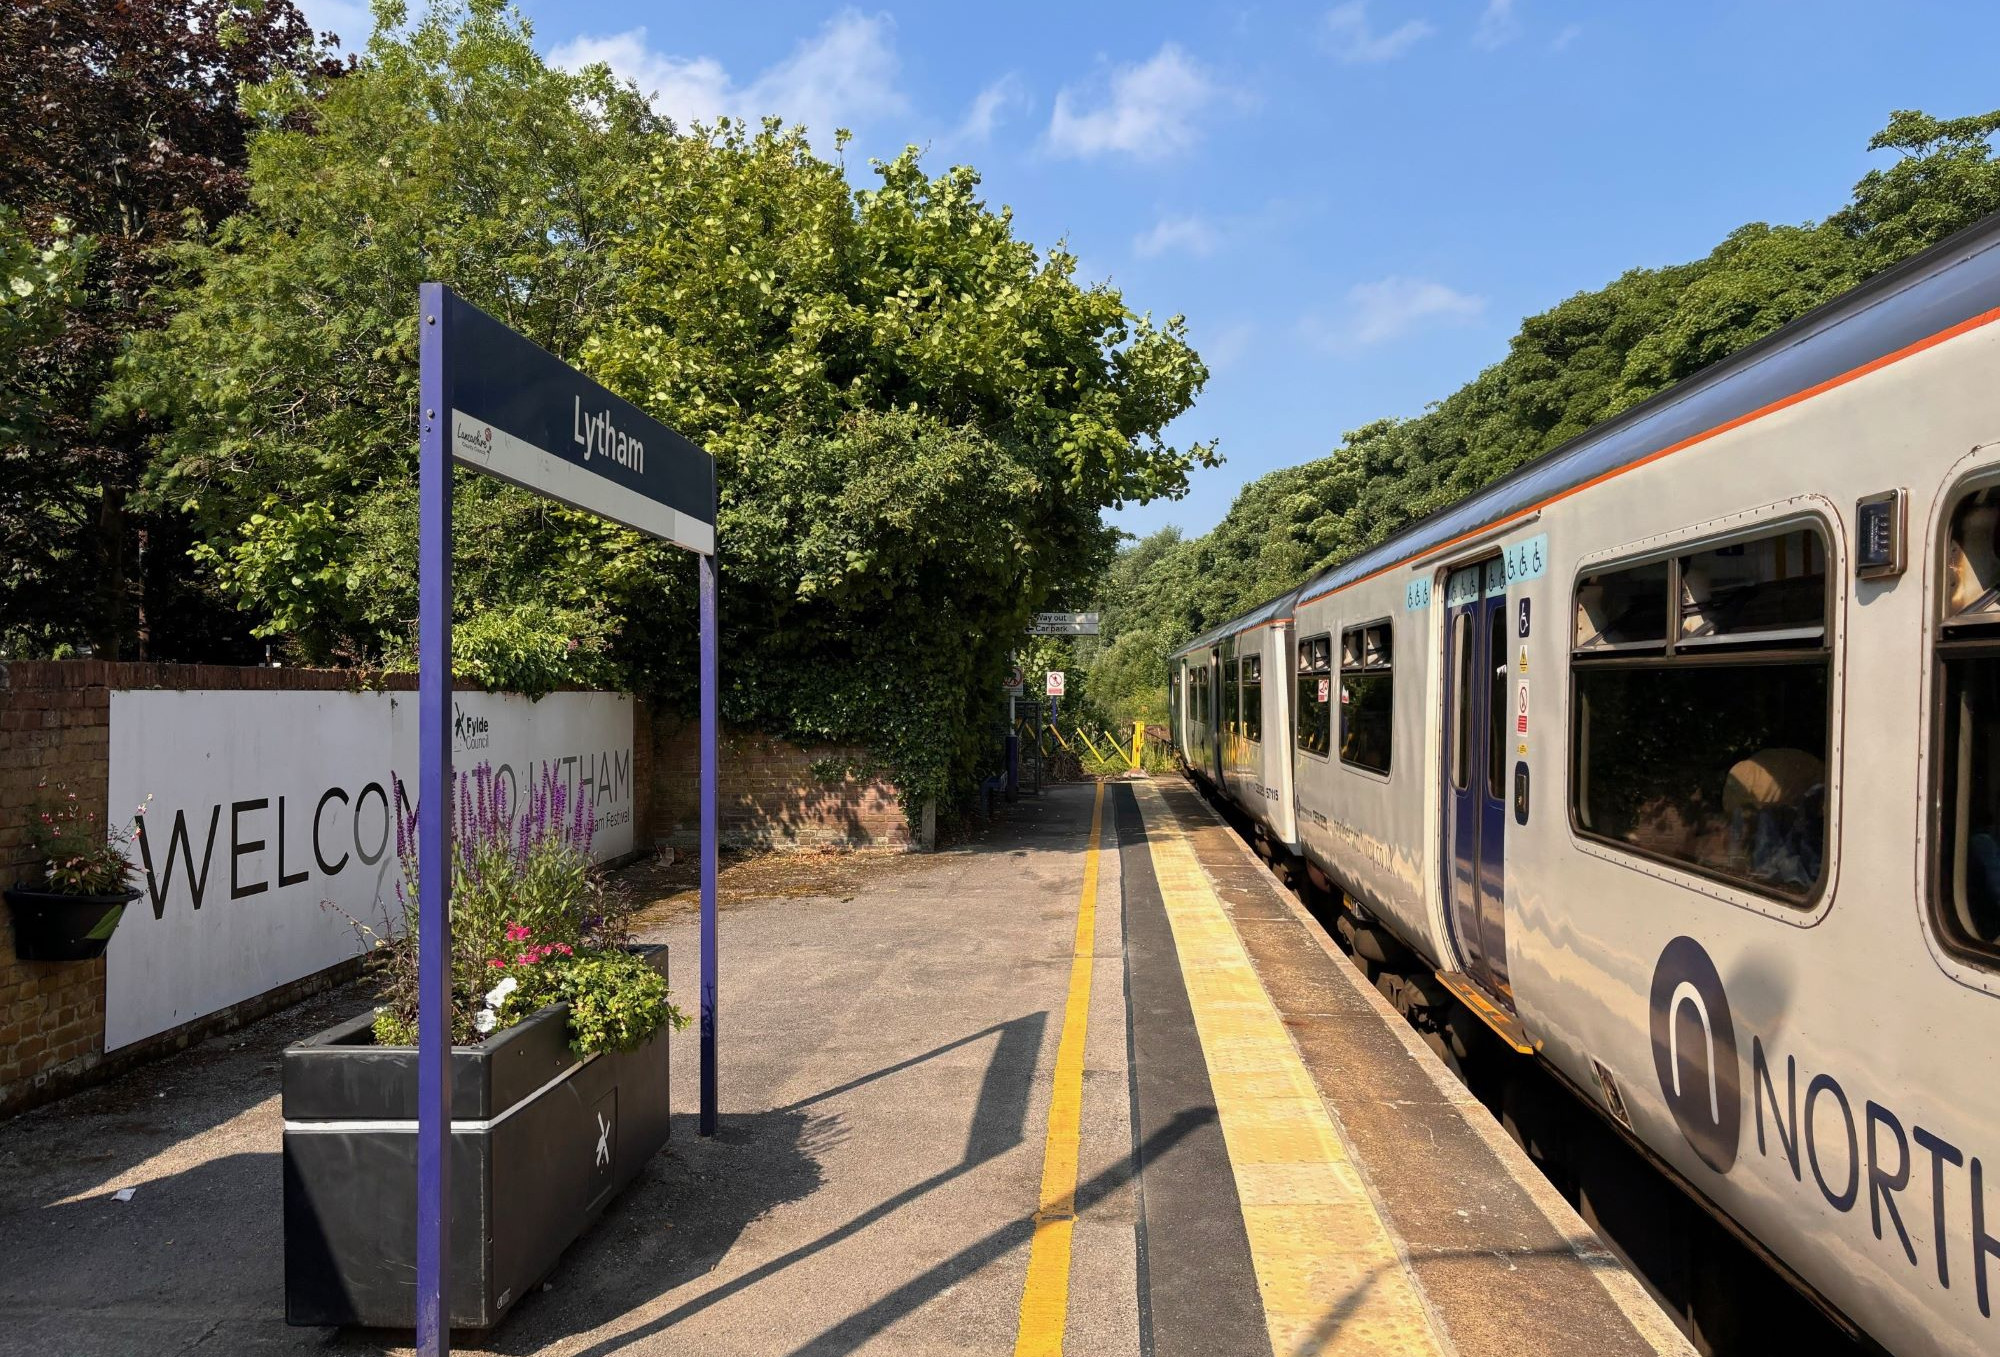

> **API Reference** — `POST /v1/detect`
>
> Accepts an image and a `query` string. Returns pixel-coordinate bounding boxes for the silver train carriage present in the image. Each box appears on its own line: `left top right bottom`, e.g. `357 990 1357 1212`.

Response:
1168 212 2000 1356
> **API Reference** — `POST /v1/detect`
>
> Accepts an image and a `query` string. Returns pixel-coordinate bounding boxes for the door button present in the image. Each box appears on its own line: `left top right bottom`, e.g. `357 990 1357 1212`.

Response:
1513 761 1530 824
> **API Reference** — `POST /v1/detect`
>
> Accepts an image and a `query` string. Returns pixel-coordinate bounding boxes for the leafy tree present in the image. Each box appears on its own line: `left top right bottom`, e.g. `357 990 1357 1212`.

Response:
119 0 1213 814
0 0 338 657
1098 106 2000 719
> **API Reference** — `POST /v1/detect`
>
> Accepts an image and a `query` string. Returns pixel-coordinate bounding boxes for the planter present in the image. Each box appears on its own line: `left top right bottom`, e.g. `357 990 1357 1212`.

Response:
2 886 139 961
282 946 671 1329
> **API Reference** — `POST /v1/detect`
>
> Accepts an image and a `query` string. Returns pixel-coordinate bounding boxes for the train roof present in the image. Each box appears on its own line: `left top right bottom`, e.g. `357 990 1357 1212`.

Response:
1276 209 2000 607
1170 586 1299 661
1164 211 2000 666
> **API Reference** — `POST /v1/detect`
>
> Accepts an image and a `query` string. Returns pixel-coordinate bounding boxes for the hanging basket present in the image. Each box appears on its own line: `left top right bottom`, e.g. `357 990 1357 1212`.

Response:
2 886 139 962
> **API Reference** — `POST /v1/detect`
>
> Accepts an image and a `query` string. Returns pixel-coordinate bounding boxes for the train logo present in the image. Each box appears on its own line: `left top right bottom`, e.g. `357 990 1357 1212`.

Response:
1648 936 1742 1175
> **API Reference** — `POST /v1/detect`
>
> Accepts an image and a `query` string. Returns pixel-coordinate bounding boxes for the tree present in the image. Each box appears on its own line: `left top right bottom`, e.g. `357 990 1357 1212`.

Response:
118 0 1214 813
0 0 339 657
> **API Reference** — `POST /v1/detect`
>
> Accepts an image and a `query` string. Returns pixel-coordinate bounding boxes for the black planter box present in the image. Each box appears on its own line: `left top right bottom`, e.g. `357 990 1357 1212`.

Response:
282 947 671 1329
2 885 137 961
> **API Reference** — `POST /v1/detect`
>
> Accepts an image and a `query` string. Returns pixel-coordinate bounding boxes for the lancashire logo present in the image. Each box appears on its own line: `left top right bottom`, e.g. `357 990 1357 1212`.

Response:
1649 935 1741 1174
454 422 494 456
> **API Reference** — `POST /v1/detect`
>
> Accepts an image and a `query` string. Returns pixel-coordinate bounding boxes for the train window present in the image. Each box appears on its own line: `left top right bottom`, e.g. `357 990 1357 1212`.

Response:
1297 634 1333 757
1570 522 1831 903
1242 655 1263 743
1679 529 1826 647
1575 560 1670 650
1222 659 1239 735
1934 487 2000 963
1341 620 1394 775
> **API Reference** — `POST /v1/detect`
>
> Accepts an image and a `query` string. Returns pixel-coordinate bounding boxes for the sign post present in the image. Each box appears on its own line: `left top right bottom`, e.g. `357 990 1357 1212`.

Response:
416 284 717 1356
1027 611 1099 636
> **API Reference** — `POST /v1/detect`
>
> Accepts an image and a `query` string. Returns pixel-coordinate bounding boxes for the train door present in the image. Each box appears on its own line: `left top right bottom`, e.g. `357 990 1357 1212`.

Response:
1441 559 1514 1005
1208 648 1226 784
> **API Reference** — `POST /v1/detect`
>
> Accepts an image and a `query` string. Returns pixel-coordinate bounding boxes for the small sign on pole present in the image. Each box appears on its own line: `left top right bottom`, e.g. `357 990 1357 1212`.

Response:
1045 670 1066 697
1028 611 1100 635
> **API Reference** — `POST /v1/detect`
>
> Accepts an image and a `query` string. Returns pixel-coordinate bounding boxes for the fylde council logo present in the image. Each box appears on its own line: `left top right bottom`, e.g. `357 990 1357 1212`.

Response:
1648 935 1742 1175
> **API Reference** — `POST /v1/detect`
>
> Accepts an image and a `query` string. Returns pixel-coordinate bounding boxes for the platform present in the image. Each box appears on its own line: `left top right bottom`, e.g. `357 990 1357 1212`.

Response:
0 778 1689 1355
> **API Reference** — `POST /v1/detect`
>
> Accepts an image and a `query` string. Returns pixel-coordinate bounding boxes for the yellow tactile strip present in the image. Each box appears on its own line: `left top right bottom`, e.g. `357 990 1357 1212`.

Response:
1132 779 1445 1357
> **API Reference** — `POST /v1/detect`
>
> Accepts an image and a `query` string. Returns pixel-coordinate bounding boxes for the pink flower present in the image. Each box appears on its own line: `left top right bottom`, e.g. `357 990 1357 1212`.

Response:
488 958 506 969
555 943 573 956
504 922 532 943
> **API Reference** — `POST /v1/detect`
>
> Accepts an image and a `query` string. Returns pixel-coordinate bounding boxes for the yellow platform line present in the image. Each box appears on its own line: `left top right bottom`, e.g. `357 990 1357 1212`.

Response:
1132 779 1444 1357
1013 780 1105 1357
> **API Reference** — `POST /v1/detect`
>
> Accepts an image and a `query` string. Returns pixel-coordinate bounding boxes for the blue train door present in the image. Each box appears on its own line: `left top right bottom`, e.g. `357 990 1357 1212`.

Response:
1441 559 1513 1005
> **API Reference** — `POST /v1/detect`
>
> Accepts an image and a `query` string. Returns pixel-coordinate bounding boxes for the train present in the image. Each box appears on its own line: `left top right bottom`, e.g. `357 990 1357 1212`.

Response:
1168 211 2000 1357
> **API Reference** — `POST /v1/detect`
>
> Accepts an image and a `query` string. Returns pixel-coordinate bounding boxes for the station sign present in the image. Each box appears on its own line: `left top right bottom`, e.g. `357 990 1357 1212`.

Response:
1028 612 1100 635
439 289 716 553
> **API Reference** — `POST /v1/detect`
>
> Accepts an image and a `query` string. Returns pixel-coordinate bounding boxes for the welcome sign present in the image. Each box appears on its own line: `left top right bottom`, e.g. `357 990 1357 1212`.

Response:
103 688 635 1050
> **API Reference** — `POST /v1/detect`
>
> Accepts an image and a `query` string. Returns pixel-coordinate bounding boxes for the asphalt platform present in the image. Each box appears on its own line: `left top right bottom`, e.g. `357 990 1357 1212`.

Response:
0 778 1692 1356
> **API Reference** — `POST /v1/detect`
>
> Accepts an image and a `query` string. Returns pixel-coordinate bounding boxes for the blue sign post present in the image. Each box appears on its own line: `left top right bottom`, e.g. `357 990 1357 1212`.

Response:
416 284 718 1355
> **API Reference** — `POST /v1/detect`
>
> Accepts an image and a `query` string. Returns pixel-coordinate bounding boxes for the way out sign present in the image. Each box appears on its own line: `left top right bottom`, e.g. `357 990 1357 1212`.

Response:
416 285 719 1357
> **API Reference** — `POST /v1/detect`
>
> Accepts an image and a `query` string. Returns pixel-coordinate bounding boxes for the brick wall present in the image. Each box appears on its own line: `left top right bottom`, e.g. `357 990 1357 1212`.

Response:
646 712 917 850
0 662 915 1116
0 662 425 1113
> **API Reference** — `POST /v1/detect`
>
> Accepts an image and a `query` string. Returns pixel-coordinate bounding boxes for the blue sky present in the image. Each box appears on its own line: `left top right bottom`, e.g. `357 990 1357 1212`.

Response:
306 0 2000 540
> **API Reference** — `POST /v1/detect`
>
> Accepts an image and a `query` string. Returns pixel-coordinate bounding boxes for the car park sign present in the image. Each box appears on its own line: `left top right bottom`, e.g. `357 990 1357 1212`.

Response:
1029 611 1100 635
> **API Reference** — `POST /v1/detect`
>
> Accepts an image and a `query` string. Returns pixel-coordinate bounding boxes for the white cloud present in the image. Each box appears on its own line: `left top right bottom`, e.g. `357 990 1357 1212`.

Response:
1203 321 1255 370
1550 23 1583 52
1305 276 1485 349
1323 2 1435 63
956 74 1030 144
1047 44 1220 161
1473 0 1521 50
1134 214 1220 258
550 11 906 145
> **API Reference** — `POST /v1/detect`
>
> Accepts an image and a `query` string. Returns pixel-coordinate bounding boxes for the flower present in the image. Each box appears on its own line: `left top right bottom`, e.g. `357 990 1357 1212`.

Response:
472 1009 498 1035
488 957 506 969
485 975 519 1009
504 922 532 943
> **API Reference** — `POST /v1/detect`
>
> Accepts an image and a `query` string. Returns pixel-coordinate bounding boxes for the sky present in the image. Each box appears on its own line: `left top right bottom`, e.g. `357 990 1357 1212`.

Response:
302 0 2000 542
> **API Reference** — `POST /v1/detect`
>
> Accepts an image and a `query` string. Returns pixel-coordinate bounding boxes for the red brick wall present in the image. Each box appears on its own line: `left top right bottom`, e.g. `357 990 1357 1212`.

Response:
646 712 915 850
0 661 431 1113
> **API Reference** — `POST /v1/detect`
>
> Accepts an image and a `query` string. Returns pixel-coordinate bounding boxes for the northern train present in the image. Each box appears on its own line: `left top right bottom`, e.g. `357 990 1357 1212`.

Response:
1169 212 2000 1357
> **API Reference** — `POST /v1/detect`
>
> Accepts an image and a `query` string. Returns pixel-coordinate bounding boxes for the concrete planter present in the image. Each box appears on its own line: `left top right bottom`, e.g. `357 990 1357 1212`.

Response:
281 947 671 1329
2 885 138 961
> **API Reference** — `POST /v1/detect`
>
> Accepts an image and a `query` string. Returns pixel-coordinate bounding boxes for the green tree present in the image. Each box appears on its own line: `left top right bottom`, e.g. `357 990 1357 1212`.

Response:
0 0 337 658
118 0 1213 815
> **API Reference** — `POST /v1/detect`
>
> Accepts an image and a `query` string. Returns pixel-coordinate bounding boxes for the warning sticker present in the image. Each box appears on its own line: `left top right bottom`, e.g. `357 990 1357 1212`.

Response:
1515 679 1530 736
1517 645 1529 674
1317 678 1331 702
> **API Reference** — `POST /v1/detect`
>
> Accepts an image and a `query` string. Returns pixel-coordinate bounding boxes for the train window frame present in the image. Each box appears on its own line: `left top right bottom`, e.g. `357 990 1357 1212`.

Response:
1566 512 1837 911
1340 618 1395 777
1928 475 2000 973
1242 653 1263 744
1222 657 1239 736
1296 632 1334 760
